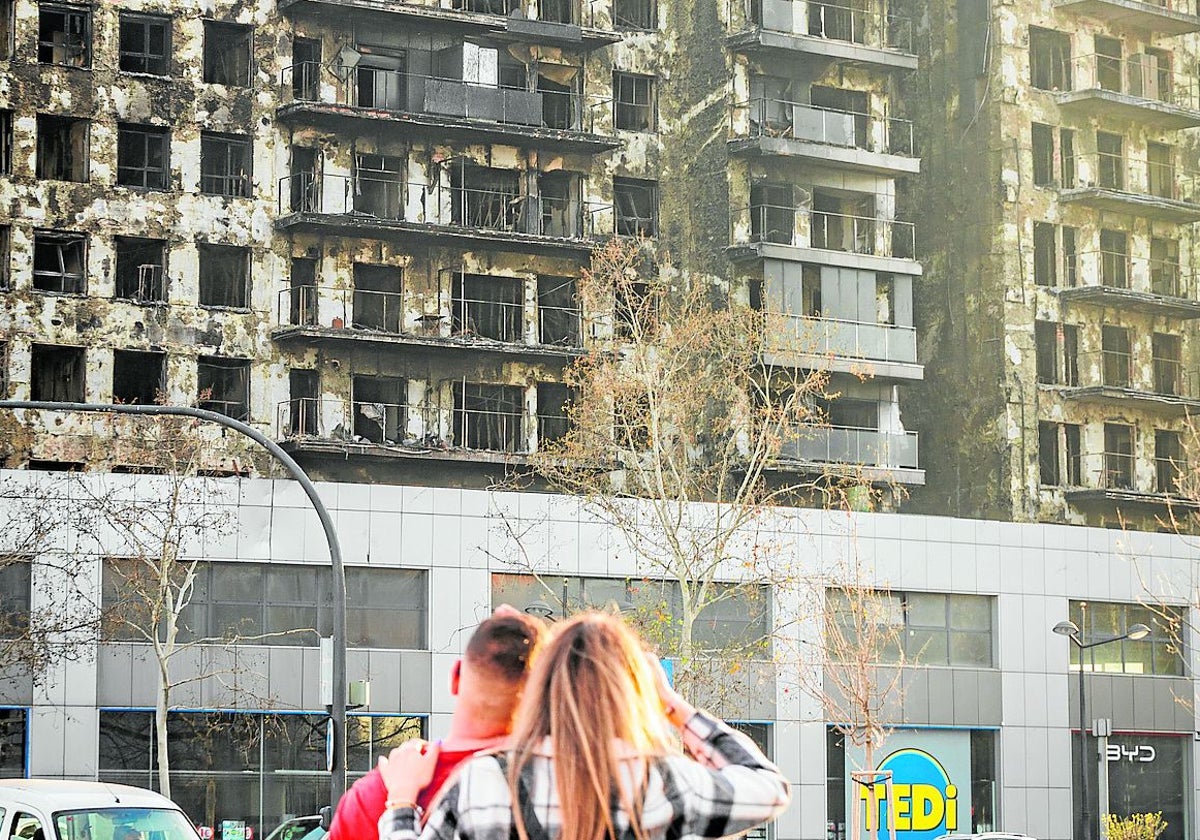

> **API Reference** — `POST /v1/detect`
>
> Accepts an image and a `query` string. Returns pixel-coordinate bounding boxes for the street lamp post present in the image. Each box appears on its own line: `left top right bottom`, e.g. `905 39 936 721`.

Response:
1052 618 1151 840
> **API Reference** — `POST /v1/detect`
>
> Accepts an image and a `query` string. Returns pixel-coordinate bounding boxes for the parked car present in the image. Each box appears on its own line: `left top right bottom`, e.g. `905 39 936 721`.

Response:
261 814 327 840
0 780 202 840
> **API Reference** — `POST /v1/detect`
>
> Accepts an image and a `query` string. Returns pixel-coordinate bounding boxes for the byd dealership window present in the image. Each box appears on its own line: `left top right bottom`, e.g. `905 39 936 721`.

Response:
1071 733 1187 840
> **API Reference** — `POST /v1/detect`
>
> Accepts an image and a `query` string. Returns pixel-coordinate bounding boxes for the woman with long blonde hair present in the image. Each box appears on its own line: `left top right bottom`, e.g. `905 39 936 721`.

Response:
377 612 790 840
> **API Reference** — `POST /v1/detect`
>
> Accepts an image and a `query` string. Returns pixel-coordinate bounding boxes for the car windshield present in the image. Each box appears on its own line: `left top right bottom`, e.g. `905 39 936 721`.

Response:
56 808 199 840
264 820 324 840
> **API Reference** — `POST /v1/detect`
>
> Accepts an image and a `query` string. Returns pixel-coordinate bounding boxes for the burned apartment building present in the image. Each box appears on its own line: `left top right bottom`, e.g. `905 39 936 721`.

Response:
0 0 925 496
907 0 1200 527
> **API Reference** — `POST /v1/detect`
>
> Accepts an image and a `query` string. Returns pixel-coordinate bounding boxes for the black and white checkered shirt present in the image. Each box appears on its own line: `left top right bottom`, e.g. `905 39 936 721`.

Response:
379 711 791 840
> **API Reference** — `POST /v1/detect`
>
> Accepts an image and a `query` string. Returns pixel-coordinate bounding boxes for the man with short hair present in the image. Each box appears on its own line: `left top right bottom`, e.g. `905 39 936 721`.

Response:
327 606 544 840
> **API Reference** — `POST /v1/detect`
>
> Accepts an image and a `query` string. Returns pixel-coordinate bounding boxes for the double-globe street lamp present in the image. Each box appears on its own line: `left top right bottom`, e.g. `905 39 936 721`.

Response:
1052 618 1151 840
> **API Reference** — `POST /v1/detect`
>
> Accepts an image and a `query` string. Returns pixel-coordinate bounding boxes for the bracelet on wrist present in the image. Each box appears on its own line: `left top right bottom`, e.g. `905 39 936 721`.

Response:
385 799 423 815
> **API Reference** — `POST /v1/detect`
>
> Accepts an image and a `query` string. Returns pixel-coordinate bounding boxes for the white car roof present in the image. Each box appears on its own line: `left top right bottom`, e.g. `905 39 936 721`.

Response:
0 780 184 813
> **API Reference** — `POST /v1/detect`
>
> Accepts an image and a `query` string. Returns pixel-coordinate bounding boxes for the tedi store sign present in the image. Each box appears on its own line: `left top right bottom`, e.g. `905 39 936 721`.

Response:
847 730 972 840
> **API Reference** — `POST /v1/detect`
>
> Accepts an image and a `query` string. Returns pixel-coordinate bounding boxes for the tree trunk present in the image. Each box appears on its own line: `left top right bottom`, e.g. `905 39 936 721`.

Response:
156 668 171 798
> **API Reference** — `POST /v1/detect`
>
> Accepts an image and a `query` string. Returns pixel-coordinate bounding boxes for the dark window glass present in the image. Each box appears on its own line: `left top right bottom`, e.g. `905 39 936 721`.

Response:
31 343 84 401
36 114 89 182
114 236 167 302
614 177 658 237
198 243 250 308
33 231 86 293
197 356 250 420
200 132 251 197
117 124 169 190
38 3 90 67
614 72 655 131
203 21 252 86
119 13 170 75
0 708 27 776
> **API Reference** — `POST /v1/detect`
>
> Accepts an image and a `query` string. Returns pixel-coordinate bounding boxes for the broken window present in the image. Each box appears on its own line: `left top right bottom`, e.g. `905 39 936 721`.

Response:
539 70 579 130
117 124 169 190
1030 27 1071 91
354 153 403 219
112 349 165 405
1147 141 1175 199
0 109 12 175
1102 325 1131 387
454 382 524 452
614 177 658 237
32 343 85 401
203 21 252 86
614 72 655 132
290 257 318 326
539 0 578 22
1063 323 1079 385
36 114 89 182
0 225 9 290
33 230 86 294
356 47 406 111
613 0 655 29
750 183 793 245
1032 123 1054 187
812 190 874 253
1063 225 1077 287
1060 127 1076 187
1039 422 1082 486
1155 429 1183 493
0 339 7 396
353 375 406 443
114 236 167 302
453 273 523 342
200 131 251 197
38 3 90 67
810 85 869 147
119 12 170 75
451 164 522 231
1103 423 1134 489
537 275 580 346
1099 229 1129 289
1097 131 1124 190
352 263 402 332
615 277 655 339
1150 237 1180 297
1143 47 1173 102
1153 332 1182 395
198 243 250 309
289 146 319 213
197 356 250 420
289 368 319 436
1035 320 1058 384
1094 35 1122 92
807 0 871 43
291 36 321 101
537 382 574 445
539 171 582 237
1064 423 1081 484
1033 222 1056 287
1038 421 1059 485
452 0 518 12
0 0 13 60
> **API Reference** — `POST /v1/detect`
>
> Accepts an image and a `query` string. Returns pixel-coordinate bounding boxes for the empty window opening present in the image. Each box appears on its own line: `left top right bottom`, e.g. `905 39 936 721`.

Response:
1099 229 1129 289
1039 422 1082 486
290 257 317 326
198 243 250 309
1094 36 1122 92
539 171 582 237
353 375 406 443
119 12 170 75
197 356 250 420
1103 423 1134 489
539 71 579 131
614 177 658 237
1147 142 1175 199
200 132 251 197
288 368 319 436
356 47 406 110
453 273 523 342
0 0 14 60
114 236 167 302
1097 132 1124 190
203 21 252 86
0 109 12 175
812 190 874 253
1153 333 1182 395
1102 325 1131 388
539 0 578 22
749 183 794 245
1033 222 1056 287
451 164 522 230
1038 421 1059 485
810 85 869 147
613 0 655 29
354 153 403 219
0 225 10 290
452 0 518 13
112 349 165 405
537 275 580 346
497 50 527 89
33 231 86 294
39 3 90 67
614 72 655 131
615 279 655 339
1143 47 1173 102
1063 226 1077 287
0 339 8 396
1035 321 1058 384
352 263 402 332
117 124 169 190
1032 123 1054 187
289 146 319 213
823 396 878 430
1063 323 1079 386
291 37 321 101
37 114 89 182
1150 237 1180 297
1030 27 1071 91
807 0 869 43
28 459 84 471
537 382 573 445
1156 429 1183 493
455 382 524 452
31 343 84 401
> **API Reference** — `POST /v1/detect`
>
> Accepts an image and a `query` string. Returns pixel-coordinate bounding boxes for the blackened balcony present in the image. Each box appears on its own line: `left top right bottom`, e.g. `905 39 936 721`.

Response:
1054 0 1200 35
1064 449 1200 509
1057 251 1200 319
776 424 924 483
1058 349 1200 415
728 97 918 175
1058 152 1200 222
1055 54 1200 129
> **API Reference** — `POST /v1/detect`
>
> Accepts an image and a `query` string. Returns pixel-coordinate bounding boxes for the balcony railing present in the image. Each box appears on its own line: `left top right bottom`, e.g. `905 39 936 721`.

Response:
733 203 917 258
1155 454 1188 494
280 63 610 134
278 172 607 240
732 97 915 155
1065 53 1200 111
740 0 913 52
768 312 918 364
1069 250 1196 298
780 424 919 469
1062 152 1200 204
1073 349 1199 397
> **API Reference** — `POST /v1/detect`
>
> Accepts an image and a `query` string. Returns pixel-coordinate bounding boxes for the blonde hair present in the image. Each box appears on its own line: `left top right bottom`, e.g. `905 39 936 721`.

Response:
506 612 674 840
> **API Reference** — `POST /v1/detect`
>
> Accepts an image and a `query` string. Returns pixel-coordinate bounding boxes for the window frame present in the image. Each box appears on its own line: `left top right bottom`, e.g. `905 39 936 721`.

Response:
197 242 251 309
32 230 87 294
196 355 251 421
37 2 91 67
36 113 90 183
202 20 253 87
1068 600 1183 676
613 176 658 238
613 71 656 132
118 11 171 76
117 123 170 190
200 131 252 198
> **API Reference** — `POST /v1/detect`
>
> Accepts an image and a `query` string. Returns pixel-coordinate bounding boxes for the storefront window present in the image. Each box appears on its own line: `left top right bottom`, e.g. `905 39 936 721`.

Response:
1068 601 1183 676
0 708 26 775
1071 733 1187 840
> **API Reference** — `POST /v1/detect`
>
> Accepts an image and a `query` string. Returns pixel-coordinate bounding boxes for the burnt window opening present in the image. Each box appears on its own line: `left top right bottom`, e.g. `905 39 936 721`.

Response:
0 339 7 397
537 275 580 346
353 375 406 443
454 382 524 452
1039 421 1082 486
812 190 875 253
1102 325 1132 388
453 273 523 342
291 37 321 101
114 236 167 303
289 146 320 213
357 48 406 110
119 12 170 75
354 153 403 219
1153 332 1183 395
197 356 250 421
0 226 10 291
614 177 658 238
614 72 655 132
1038 421 1059 486
33 231 86 294
1104 423 1135 490
117 124 169 190
1156 429 1184 493
1033 222 1056 287
0 109 12 175
1032 123 1054 187
352 263 402 332
1148 141 1175 200
1030 27 1071 91
31 343 85 402
539 171 583 237
539 0 578 24
613 393 651 450
452 0 518 13
289 368 319 436
1035 320 1058 385
537 382 574 445
750 182 794 245
451 164 522 231
28 459 85 471
38 3 90 67
613 0 655 30
614 279 656 340
200 132 251 197
203 21 252 86
112 349 165 405
1095 35 1122 92
1097 131 1125 190
1099 229 1129 289
539 72 579 131
289 257 318 326
1151 237 1181 297
809 85 870 147
1063 323 1080 386
37 114 89 182
1060 128 1076 187
1063 225 1077 287
0 0 13 60
198 243 251 309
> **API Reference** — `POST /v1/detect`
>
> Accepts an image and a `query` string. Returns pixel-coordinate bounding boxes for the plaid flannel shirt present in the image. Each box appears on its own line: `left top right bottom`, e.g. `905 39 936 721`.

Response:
378 711 791 840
